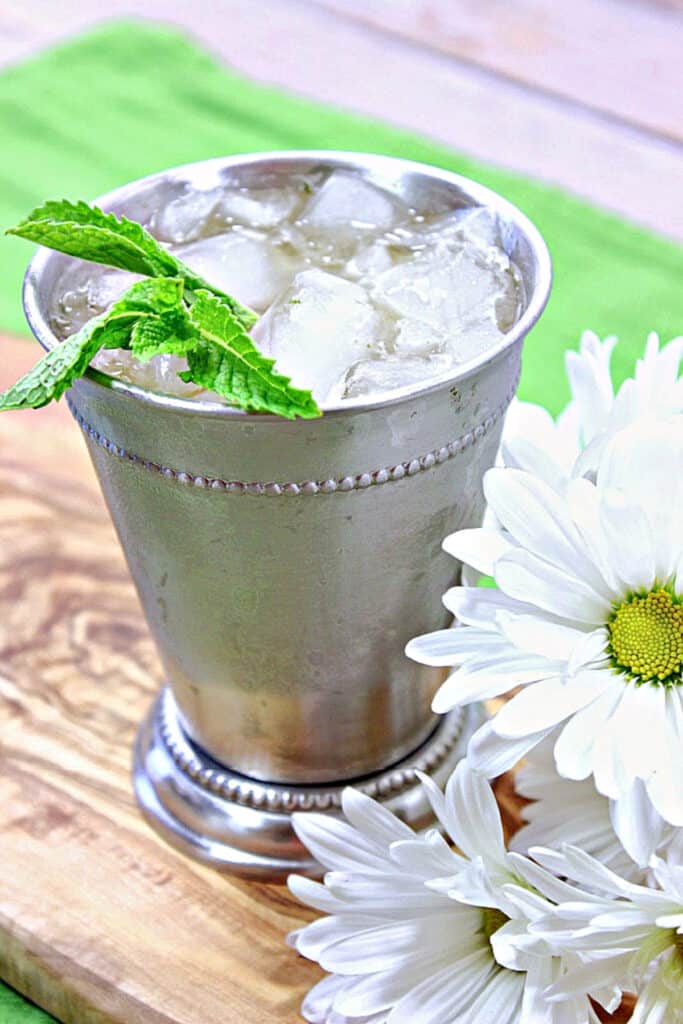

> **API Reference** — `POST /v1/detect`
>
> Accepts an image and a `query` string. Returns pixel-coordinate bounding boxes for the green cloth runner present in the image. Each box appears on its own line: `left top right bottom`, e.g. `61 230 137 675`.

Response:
0 20 681 1024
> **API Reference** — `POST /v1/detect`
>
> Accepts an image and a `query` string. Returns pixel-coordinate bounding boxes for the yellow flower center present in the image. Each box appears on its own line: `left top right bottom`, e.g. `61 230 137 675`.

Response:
608 589 683 685
481 907 508 943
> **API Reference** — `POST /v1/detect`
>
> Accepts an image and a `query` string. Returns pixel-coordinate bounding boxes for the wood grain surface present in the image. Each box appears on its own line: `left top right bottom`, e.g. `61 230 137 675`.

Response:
311 0 683 143
0 334 635 1022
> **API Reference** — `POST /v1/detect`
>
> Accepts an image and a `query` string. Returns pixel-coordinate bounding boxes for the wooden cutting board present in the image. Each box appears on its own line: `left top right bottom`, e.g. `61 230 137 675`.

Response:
0 335 633 1024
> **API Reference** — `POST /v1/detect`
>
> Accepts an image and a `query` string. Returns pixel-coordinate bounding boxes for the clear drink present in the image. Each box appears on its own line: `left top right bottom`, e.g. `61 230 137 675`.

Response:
49 169 524 406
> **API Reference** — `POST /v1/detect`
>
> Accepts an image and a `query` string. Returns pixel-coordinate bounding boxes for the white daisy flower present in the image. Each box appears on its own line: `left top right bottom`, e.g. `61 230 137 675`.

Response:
510 736 676 880
406 417 683 839
527 837 683 1024
503 331 683 489
288 761 604 1024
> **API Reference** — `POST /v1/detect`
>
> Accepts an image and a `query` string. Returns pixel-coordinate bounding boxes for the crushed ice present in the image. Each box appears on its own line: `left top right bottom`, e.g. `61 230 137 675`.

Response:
51 170 523 406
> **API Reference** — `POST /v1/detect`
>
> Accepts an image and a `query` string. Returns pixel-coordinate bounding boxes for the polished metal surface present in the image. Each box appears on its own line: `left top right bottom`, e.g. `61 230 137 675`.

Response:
133 688 486 881
24 152 551 876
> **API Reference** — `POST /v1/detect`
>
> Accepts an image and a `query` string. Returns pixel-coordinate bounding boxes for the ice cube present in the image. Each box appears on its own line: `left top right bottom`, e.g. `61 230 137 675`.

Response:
251 269 388 403
380 208 504 261
91 350 206 398
89 269 141 311
372 246 518 336
454 207 504 249
219 187 302 228
174 229 300 313
51 268 140 338
393 319 447 356
421 207 504 250
299 171 408 233
447 320 508 364
152 187 224 244
343 240 393 282
334 353 454 401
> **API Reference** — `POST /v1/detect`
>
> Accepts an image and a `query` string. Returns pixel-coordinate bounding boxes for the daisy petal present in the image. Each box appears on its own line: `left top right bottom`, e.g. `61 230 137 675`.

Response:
388 949 494 1024
291 813 389 872
507 852 597 907
592 681 669 801
334 948 453 1015
545 955 630 1013
389 833 464 877
498 612 586 661
554 683 623 780
492 673 611 739
442 527 513 575
319 916 453 974
518 948 558 1022
467 719 553 777
645 688 683 826
484 467 610 597
491 918 544 972
301 973 356 1024
600 489 655 591
405 627 501 667
295 913 380 961
567 628 609 674
565 331 617 442
609 778 666 867
565 477 617 592
495 548 611 623
628 958 683 1024
442 586 536 626
432 653 555 713
288 874 346 914
341 788 414 846
450 966 524 1024
502 436 569 493
599 417 683 583
442 760 507 865
502 397 557 448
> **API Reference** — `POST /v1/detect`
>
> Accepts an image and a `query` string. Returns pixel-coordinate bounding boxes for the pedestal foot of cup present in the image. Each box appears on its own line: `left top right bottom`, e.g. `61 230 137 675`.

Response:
133 688 486 882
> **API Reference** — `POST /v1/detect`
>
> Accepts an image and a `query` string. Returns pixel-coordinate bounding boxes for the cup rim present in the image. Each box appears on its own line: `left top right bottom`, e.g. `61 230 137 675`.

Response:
22 150 552 422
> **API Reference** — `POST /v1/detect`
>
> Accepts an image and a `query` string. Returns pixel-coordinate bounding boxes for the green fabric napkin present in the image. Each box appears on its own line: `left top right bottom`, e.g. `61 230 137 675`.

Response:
0 986 51 1024
0 20 681 1024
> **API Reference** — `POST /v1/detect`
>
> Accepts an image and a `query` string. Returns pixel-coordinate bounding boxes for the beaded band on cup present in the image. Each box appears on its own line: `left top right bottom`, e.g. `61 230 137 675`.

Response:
156 688 466 812
67 378 517 496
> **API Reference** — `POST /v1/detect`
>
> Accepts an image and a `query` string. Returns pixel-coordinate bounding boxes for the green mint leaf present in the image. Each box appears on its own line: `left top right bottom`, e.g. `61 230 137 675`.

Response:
7 200 257 329
8 199 179 278
0 278 194 411
0 312 122 411
183 291 321 420
105 276 198 361
129 314 195 361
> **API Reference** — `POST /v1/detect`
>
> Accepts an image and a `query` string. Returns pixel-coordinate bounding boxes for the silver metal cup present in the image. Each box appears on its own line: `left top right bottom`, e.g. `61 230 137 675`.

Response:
24 152 551 880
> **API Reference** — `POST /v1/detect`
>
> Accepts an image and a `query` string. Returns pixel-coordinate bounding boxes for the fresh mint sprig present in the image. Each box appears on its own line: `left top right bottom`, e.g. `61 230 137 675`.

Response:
2 199 321 419
183 291 320 419
0 277 193 411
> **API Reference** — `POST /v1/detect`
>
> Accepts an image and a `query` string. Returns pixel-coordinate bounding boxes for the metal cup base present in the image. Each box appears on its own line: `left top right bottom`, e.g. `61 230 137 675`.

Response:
133 688 484 882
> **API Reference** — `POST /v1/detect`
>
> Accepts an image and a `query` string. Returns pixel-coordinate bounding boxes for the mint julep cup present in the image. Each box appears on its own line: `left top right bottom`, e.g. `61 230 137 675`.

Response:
23 153 552 881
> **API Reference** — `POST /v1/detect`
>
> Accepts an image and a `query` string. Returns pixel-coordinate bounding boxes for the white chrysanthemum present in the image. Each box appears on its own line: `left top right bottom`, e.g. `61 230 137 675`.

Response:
288 761 604 1024
407 417 683 839
503 331 683 489
511 736 676 880
527 837 683 1024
